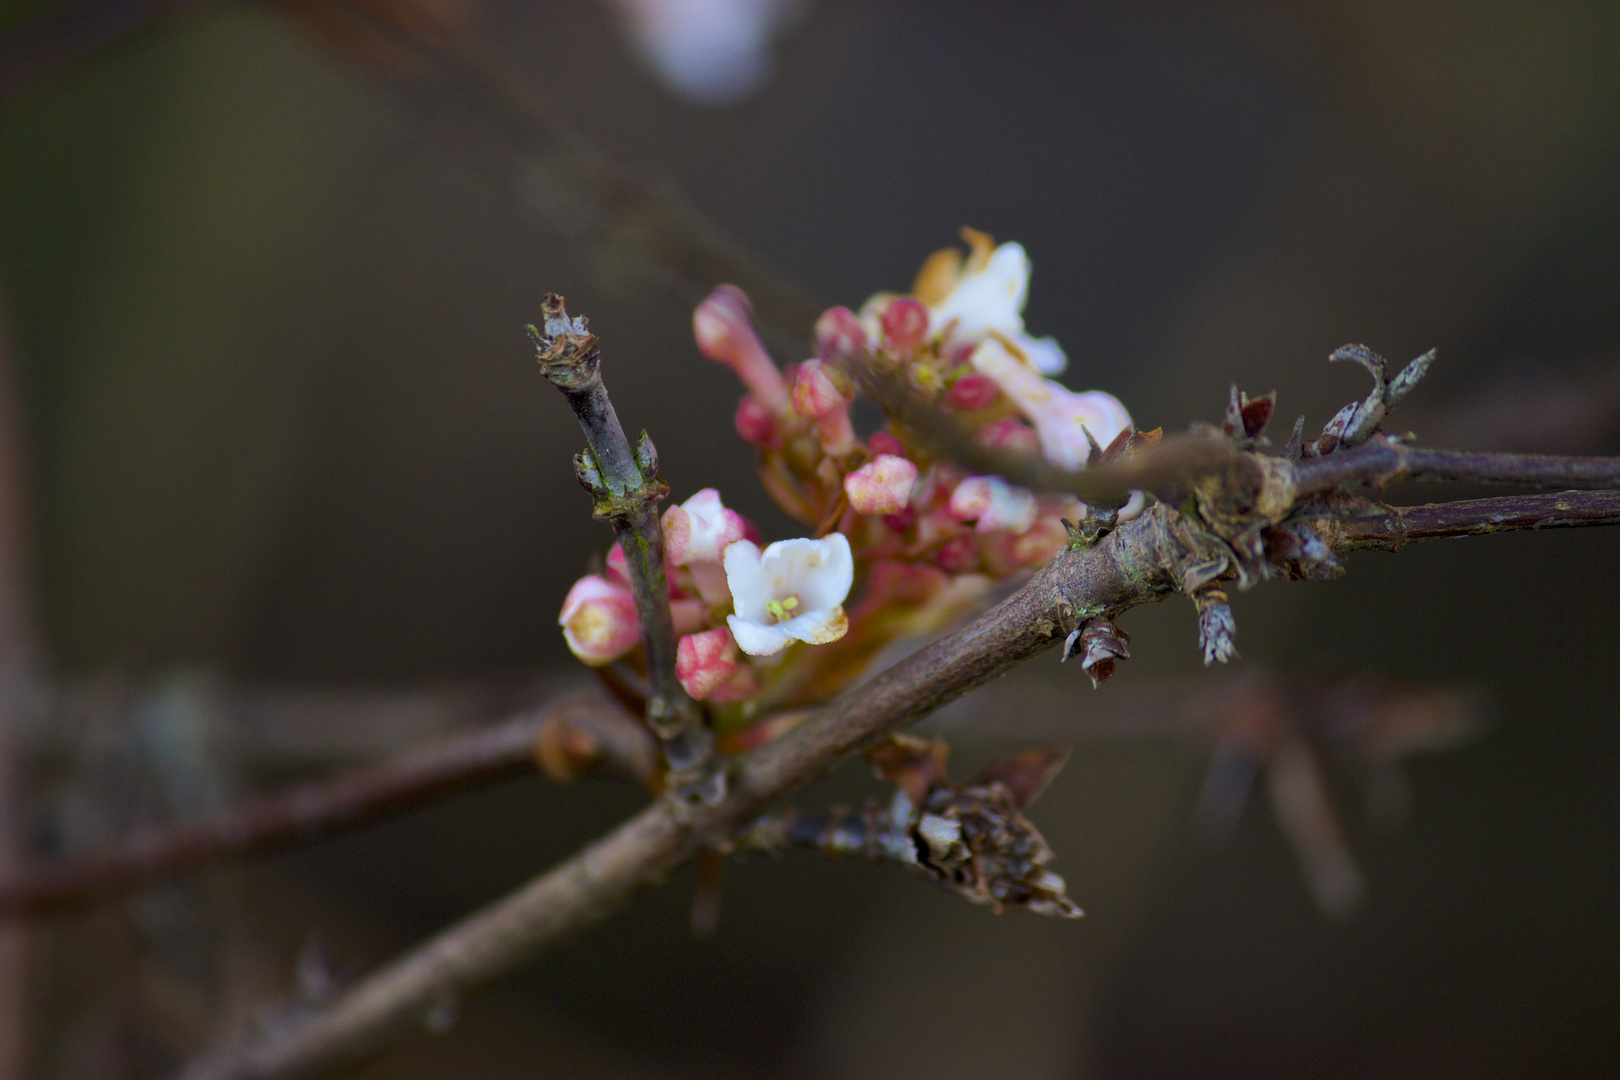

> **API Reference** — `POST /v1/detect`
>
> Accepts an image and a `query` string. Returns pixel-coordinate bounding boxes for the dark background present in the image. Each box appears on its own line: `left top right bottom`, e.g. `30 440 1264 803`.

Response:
1 1 1618 1077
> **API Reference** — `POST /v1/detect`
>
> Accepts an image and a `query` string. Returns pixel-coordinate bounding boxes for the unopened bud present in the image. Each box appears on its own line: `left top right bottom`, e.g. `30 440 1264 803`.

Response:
946 373 1000 411
934 534 979 573
813 306 868 364
734 395 778 446
868 431 906 458
792 359 857 456
880 297 930 354
694 285 790 413
844 454 919 515
676 627 758 703
973 417 1040 456
559 575 640 665
947 475 1037 534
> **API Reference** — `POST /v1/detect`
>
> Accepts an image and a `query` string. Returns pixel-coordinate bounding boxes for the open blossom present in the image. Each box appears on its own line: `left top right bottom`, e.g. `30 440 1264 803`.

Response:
970 338 1131 471
663 488 747 606
844 454 918 515
559 574 640 665
724 533 854 656
948 475 1038 534
918 231 1068 376
675 627 758 703
694 285 791 413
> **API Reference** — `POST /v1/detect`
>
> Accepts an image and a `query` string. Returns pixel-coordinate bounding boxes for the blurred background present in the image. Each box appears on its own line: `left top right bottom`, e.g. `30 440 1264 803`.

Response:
1 1 1618 1076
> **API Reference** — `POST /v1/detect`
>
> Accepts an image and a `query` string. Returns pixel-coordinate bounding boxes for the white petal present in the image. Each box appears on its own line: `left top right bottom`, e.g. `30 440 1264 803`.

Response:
777 604 849 646
756 533 854 611
727 614 793 656
1021 335 1068 376
929 242 1030 342
722 540 768 621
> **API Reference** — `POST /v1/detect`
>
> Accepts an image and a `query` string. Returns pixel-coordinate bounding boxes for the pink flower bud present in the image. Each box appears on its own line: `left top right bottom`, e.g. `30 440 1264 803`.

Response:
734 395 778 447
948 475 1037 534
792 359 857 456
605 542 630 586
663 489 747 606
973 416 1041 456
559 575 640 665
868 431 906 458
947 476 994 521
946 373 1000 411
694 286 790 413
676 628 736 700
883 506 916 533
844 454 919 515
934 534 979 574
813 306 868 364
880 297 930 354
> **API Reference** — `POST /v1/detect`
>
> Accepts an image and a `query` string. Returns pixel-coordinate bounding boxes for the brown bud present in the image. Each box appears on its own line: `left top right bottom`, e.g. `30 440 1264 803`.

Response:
1240 392 1276 439
1192 586 1238 665
1064 617 1131 688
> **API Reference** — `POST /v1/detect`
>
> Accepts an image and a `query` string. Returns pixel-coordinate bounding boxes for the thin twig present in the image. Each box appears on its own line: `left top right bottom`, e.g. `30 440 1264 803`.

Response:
176 488 1620 1080
1318 488 1620 549
0 694 650 918
0 286 36 1080
528 295 712 782
1288 439 1620 496
0 669 1474 914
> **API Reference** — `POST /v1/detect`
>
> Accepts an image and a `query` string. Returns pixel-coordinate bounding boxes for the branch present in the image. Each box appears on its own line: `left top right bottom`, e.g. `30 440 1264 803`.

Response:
0 694 651 918
0 282 36 1080
178 485 1620 1080
528 295 713 784
1288 441 1620 496
1321 488 1620 549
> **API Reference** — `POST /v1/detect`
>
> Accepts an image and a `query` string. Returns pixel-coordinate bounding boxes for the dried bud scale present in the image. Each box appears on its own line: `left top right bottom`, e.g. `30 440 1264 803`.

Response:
741 739 1080 918
1193 586 1238 666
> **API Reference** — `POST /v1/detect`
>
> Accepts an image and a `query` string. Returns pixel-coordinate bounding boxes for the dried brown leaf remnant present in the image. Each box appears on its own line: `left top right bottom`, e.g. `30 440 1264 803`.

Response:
740 736 1079 918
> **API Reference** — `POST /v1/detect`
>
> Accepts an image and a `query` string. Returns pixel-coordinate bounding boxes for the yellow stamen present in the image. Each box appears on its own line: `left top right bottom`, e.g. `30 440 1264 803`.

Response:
765 596 801 622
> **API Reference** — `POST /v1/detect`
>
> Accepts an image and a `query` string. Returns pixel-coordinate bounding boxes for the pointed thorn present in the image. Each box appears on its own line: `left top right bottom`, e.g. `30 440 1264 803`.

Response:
1081 424 1104 467
634 430 659 475
1223 383 1244 438
1283 416 1305 460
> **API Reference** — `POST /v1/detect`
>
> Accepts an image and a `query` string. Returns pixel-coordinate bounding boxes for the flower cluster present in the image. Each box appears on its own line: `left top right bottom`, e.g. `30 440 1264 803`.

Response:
560 229 1137 732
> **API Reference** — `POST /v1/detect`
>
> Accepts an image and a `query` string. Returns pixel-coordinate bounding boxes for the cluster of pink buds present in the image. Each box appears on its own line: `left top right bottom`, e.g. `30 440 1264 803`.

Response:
562 229 1140 734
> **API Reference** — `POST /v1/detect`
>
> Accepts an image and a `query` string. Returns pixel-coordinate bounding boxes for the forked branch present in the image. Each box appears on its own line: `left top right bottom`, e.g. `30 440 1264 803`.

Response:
178 479 1620 1080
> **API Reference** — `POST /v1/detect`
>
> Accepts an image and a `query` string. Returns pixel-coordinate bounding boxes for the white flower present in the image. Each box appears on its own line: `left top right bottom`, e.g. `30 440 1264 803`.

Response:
723 533 854 656
970 338 1132 472
927 239 1069 376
